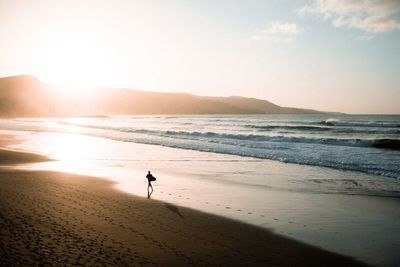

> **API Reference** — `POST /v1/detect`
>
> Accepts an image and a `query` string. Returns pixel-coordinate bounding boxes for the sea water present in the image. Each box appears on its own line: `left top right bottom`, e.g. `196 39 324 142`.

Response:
1 114 400 266
2 114 399 195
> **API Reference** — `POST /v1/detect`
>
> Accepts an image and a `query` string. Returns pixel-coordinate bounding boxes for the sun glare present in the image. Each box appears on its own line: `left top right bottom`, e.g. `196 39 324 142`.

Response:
33 31 115 97
41 133 97 174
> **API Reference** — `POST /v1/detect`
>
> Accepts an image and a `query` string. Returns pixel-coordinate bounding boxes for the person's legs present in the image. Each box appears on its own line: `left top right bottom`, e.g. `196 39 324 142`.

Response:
147 183 152 198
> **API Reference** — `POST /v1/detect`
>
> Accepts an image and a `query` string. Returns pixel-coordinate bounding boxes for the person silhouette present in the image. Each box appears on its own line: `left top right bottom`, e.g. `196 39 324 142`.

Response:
146 171 156 198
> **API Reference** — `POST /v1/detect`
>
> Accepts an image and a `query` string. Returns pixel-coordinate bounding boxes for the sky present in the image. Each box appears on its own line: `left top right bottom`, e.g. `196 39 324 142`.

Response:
0 0 399 114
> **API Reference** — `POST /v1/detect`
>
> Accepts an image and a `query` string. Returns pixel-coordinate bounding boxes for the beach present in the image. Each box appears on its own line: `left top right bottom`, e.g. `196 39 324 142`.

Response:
1 114 400 267
1 0 399 265
0 134 372 266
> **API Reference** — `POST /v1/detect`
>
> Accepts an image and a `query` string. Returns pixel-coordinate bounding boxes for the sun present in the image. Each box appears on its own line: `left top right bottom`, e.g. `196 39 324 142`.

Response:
33 31 114 97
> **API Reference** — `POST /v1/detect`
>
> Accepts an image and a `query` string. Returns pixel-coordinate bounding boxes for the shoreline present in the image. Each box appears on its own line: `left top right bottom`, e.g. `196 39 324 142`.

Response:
0 136 369 266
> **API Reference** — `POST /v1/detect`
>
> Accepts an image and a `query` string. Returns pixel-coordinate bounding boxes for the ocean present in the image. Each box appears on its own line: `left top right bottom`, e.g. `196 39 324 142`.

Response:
1 114 400 266
2 114 399 196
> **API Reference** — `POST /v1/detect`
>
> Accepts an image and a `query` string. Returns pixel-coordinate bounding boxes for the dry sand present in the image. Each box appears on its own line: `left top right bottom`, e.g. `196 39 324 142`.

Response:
0 136 369 266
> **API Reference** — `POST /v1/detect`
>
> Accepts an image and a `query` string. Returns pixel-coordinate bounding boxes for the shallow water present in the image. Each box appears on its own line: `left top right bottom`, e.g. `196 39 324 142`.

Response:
1 114 400 180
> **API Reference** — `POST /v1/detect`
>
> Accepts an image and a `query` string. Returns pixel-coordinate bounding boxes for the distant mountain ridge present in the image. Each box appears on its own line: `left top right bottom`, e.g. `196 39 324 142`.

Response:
0 75 340 117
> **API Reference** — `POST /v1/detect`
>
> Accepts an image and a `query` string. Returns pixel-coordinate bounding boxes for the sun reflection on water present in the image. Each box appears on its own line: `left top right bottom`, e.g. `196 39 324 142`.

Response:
23 133 102 175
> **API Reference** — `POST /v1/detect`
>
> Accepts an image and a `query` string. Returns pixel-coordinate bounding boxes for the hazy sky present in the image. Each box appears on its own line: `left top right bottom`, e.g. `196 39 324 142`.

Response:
0 0 399 114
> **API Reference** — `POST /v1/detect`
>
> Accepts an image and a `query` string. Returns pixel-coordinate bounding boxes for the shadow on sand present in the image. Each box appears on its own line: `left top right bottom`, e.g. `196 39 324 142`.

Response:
165 203 184 219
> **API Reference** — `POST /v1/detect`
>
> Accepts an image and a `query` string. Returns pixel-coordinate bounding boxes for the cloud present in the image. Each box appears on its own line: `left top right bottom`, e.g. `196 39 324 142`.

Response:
253 21 303 42
355 34 374 41
300 0 400 33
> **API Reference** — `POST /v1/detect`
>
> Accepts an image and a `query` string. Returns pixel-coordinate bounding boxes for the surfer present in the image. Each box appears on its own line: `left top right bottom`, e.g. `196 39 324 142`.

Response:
146 171 156 197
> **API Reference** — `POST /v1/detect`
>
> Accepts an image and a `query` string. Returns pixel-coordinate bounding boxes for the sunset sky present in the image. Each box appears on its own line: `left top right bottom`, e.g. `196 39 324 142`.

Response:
0 0 399 114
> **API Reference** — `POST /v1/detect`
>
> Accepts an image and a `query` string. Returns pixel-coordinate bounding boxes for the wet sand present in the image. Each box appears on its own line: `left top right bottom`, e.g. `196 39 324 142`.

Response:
0 136 369 266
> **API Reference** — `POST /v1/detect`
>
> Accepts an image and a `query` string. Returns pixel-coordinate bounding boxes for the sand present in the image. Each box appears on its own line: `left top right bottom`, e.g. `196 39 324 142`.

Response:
0 136 369 266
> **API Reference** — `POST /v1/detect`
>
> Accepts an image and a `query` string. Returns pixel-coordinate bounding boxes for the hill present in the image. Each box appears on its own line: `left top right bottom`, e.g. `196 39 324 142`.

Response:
0 75 337 117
